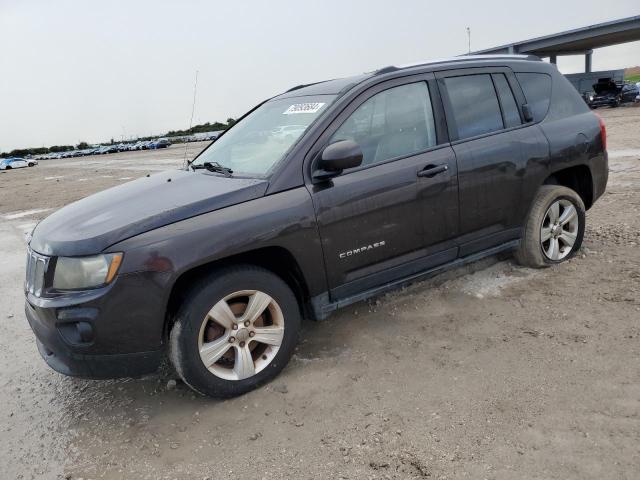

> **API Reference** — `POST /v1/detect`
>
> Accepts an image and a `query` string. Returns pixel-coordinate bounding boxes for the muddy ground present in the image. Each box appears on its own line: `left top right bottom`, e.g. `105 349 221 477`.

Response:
1 107 639 480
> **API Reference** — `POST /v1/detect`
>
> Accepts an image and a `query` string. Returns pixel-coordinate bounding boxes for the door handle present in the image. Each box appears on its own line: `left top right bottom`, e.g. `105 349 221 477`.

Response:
417 164 448 178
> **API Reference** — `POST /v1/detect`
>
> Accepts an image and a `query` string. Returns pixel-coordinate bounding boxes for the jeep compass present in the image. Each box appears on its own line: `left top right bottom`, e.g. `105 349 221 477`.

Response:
25 55 608 397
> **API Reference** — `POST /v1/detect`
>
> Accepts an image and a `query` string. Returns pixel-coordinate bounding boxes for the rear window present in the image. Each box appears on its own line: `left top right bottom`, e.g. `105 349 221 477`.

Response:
516 73 551 122
443 74 504 140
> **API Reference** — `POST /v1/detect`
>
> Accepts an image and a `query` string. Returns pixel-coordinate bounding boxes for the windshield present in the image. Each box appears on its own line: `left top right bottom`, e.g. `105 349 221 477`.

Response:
191 94 336 176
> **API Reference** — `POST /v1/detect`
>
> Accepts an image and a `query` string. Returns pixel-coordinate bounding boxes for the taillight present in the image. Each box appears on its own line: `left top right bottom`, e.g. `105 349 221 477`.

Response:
596 113 607 151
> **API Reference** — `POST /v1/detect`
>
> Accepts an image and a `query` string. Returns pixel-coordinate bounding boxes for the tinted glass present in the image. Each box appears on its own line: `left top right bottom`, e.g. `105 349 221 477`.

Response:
330 82 437 167
547 74 589 119
444 75 504 139
493 74 521 128
516 73 552 122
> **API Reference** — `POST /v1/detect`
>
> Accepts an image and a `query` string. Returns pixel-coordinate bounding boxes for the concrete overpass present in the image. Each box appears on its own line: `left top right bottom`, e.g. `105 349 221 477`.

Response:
473 16 640 72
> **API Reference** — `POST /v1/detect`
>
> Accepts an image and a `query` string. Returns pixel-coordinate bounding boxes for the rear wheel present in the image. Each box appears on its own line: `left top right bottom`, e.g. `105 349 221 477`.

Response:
169 265 301 398
515 185 585 268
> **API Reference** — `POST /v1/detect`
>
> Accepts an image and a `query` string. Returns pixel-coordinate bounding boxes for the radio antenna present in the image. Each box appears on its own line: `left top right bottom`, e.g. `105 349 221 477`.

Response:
183 70 199 168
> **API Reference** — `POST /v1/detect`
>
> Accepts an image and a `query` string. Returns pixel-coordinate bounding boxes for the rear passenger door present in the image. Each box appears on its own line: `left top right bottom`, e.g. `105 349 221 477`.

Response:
437 68 539 256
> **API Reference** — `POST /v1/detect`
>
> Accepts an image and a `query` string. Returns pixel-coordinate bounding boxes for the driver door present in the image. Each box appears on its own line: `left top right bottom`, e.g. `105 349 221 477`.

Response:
307 76 459 300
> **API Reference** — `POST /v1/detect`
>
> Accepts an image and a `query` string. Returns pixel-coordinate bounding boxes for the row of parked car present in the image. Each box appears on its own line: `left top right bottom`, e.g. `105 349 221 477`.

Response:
586 80 640 109
3 131 224 167
36 138 172 160
0 157 38 170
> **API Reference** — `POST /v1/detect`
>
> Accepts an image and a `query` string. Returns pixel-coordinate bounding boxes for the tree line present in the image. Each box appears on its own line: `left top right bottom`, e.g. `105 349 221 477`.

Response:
1 119 236 158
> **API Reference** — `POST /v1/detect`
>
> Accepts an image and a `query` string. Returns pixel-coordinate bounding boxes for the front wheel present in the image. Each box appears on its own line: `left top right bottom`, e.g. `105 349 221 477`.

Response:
515 185 585 268
169 265 301 398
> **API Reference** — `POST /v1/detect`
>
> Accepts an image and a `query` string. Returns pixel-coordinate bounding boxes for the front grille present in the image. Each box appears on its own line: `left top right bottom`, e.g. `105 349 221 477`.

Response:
25 248 50 297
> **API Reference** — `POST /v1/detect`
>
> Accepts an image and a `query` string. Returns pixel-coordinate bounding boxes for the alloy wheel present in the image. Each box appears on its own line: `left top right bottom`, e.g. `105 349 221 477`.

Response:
540 199 579 261
197 290 285 381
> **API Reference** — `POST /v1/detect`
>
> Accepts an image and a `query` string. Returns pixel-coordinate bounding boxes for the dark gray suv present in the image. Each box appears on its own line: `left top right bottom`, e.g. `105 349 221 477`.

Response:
25 55 608 397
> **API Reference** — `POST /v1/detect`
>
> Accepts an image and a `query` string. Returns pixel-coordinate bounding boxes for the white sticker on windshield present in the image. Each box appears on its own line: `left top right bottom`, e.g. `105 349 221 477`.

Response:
283 102 326 115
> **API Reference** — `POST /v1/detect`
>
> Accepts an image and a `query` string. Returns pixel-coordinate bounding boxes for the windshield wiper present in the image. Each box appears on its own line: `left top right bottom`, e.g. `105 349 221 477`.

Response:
191 161 233 177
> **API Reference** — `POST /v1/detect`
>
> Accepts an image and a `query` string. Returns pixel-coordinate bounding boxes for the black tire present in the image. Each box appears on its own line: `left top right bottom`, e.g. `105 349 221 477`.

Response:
515 185 585 268
169 265 301 398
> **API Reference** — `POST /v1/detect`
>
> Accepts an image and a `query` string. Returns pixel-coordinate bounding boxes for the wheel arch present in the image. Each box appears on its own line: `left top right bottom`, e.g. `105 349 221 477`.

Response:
164 246 314 340
543 164 594 209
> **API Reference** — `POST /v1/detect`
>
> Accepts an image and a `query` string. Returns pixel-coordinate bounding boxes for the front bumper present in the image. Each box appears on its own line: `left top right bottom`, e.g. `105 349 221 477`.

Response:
589 97 618 108
24 271 168 379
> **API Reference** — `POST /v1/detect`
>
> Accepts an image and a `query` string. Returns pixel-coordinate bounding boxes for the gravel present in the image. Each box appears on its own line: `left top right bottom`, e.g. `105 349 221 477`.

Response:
1 107 639 479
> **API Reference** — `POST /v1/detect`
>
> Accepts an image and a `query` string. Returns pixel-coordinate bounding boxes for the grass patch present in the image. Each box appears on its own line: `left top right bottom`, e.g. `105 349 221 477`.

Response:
625 74 640 83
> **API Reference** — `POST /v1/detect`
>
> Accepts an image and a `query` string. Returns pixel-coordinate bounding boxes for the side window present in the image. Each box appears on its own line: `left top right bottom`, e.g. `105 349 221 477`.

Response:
493 74 521 128
443 74 504 139
516 73 552 122
330 82 437 167
547 73 589 119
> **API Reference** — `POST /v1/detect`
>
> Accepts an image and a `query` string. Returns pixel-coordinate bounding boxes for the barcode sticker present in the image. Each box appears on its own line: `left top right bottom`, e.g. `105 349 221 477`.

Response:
283 102 326 115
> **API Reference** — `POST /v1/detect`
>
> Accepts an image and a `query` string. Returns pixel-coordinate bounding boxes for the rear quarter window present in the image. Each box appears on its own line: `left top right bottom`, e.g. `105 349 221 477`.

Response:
516 73 552 122
547 73 590 120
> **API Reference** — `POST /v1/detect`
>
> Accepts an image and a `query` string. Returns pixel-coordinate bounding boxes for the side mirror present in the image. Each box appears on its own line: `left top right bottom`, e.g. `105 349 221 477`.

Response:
313 140 363 181
522 104 534 123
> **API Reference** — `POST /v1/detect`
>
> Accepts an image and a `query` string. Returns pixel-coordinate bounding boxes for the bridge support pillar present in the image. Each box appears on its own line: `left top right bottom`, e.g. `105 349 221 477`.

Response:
585 50 593 73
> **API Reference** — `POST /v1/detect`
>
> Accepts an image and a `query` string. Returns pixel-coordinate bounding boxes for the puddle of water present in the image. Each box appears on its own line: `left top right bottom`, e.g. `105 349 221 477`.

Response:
2 208 52 220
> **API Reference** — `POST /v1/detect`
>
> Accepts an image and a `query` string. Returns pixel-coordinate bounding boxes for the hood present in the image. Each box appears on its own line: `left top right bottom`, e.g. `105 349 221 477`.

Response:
30 170 268 256
592 80 621 96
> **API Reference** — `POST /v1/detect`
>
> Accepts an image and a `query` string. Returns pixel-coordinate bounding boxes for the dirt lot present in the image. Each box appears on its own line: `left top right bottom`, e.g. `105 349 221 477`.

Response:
1 108 639 480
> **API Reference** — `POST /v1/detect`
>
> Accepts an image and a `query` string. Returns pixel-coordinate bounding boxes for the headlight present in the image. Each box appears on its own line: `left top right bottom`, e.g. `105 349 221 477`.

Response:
53 253 123 290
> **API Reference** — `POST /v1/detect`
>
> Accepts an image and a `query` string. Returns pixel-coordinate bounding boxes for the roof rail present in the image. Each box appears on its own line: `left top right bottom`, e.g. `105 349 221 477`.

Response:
285 83 313 93
373 54 541 75
284 79 335 93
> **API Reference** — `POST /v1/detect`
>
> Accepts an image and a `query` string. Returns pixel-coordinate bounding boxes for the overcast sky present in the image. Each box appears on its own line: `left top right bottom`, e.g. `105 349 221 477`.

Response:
1 0 639 151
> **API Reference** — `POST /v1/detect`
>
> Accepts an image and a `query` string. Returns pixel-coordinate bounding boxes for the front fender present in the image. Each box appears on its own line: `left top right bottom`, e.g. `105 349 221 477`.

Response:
107 186 326 313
